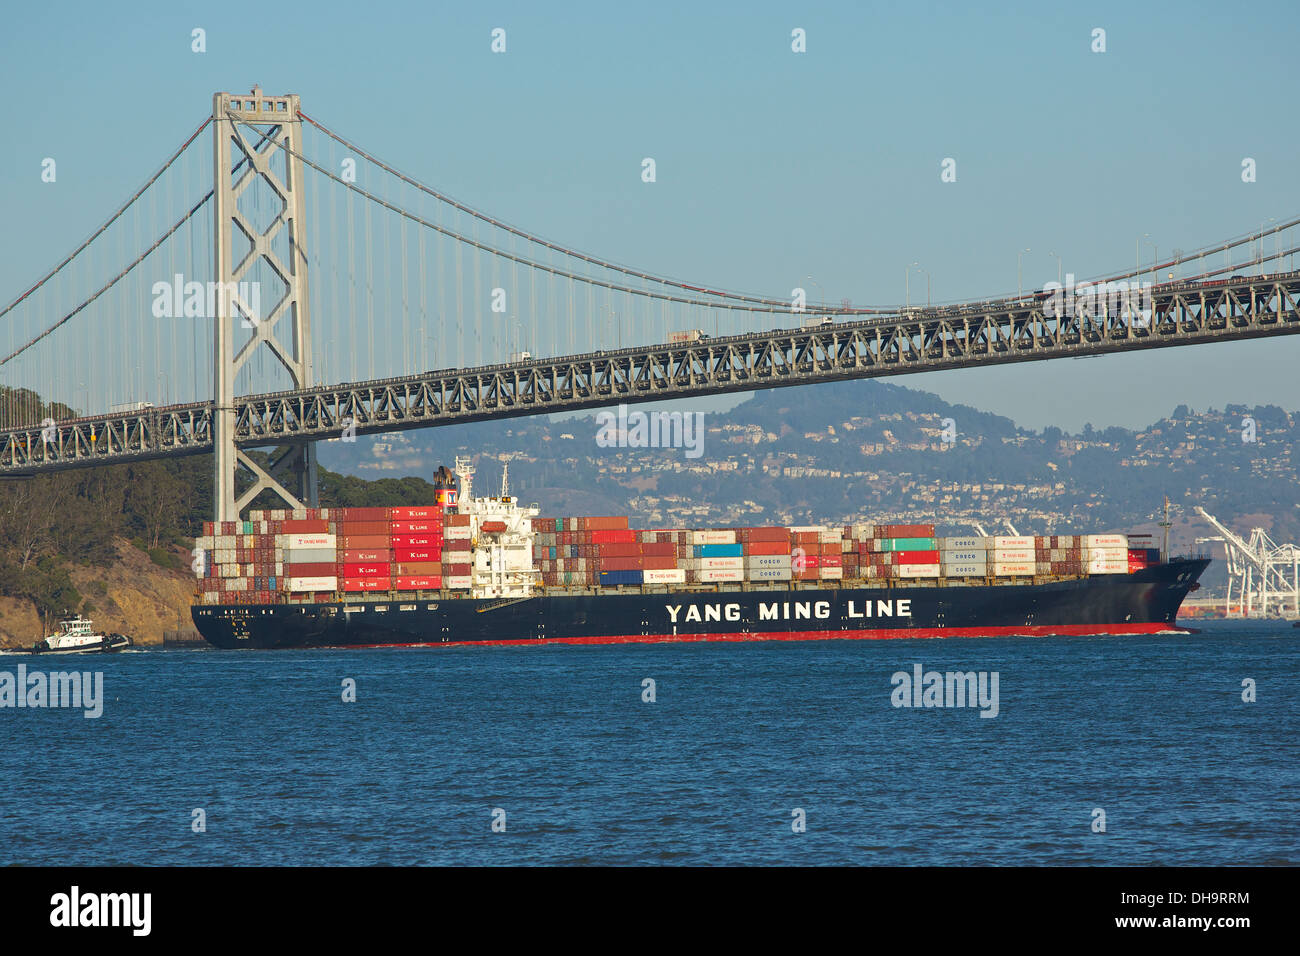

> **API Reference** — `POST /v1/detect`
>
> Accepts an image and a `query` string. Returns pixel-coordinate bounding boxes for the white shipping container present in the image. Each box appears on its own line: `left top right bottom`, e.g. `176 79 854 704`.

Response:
991 548 1035 563
284 547 335 564
286 576 338 592
992 561 1036 576
818 531 841 544
1086 553 1129 574
698 568 744 582
445 527 472 540
788 526 827 533
993 536 1035 549
1082 546 1128 559
1083 534 1128 549
942 562 987 577
940 537 985 551
941 549 986 564
819 566 844 580
217 535 236 549
699 556 744 571
280 533 336 549
746 555 792 569
445 576 472 589
896 564 941 578
692 530 736 545
643 568 687 584
747 568 793 581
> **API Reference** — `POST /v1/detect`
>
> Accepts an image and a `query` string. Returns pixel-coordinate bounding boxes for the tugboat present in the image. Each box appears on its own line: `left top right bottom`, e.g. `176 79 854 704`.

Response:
30 616 132 655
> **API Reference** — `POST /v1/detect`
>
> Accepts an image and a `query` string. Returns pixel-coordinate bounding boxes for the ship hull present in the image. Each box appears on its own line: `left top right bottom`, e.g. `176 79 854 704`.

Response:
191 558 1209 650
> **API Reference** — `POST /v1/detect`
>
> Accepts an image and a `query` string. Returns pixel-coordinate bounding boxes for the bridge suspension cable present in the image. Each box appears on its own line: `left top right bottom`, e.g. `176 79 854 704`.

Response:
0 117 211 324
299 110 824 313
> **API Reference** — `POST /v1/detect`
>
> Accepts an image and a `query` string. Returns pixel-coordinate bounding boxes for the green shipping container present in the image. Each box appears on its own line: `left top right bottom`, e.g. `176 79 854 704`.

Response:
885 537 938 551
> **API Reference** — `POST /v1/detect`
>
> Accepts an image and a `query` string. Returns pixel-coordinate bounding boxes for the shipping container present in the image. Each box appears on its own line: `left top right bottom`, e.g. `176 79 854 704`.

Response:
698 568 745 582
599 570 644 587
747 567 793 581
341 577 389 592
696 543 744 558
643 568 687 585
896 564 941 578
394 576 442 590
692 530 736 545
939 536 985 551
281 533 336 550
285 576 337 592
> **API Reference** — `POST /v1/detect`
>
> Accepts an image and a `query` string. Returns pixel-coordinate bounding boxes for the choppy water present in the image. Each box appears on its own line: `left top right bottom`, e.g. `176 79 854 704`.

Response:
1 620 1295 865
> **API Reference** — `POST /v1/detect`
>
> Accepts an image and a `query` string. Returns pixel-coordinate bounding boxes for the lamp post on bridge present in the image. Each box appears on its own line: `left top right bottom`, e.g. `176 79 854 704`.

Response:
806 275 824 317
905 263 918 309
1143 238 1157 288
1017 248 1031 299
910 264 930 308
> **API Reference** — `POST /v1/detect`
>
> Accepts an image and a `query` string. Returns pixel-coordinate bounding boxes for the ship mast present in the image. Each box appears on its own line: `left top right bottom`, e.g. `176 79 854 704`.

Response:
1159 495 1172 561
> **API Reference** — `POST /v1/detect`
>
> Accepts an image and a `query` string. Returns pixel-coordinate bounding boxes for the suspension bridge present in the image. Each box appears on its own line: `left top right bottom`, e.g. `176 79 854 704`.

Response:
3 88 1299 520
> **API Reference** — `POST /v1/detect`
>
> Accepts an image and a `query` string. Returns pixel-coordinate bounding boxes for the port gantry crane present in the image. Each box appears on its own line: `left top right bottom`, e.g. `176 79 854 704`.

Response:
1194 506 1300 618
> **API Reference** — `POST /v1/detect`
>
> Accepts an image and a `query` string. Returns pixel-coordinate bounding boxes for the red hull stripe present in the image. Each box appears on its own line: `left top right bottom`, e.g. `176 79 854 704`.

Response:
346 622 1188 649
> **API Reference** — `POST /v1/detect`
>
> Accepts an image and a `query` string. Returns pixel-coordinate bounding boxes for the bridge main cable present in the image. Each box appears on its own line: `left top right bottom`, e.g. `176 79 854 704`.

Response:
298 110 872 313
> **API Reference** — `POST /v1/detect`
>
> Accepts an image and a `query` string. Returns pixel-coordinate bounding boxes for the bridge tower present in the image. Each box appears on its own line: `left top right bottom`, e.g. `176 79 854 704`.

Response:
211 87 317 521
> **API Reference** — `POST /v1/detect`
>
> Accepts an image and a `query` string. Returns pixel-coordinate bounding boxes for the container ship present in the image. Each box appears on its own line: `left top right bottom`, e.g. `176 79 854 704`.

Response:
191 457 1208 649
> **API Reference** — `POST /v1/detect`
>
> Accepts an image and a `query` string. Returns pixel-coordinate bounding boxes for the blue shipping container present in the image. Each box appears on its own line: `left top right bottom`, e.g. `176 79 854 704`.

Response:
695 543 744 558
599 570 644 586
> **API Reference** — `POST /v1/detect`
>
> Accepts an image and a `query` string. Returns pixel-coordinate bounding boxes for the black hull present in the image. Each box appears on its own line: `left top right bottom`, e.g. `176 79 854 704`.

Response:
192 558 1209 650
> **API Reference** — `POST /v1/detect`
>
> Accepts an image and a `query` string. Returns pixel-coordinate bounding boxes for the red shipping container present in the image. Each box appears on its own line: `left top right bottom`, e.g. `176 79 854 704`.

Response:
340 520 389 536
600 557 644 571
339 534 390 549
881 524 936 538
339 549 392 562
285 562 334 576
591 529 638 544
895 551 940 565
391 506 441 520
281 519 329 533
394 576 442 590
394 562 441 575
748 527 790 542
596 542 642 558
390 520 442 533
820 555 843 568
341 577 389 592
444 563 471 576
392 534 440 548
446 514 472 527
394 547 438 562
342 562 390 577
441 539 472 552
339 507 389 521
746 541 791 555
643 556 679 570
641 542 676 556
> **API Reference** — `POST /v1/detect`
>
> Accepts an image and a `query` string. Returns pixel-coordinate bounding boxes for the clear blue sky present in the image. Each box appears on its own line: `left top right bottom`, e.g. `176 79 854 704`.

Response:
2 0 1297 430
